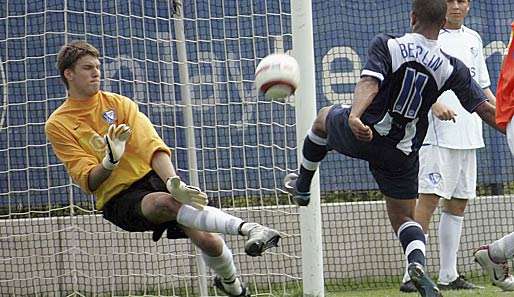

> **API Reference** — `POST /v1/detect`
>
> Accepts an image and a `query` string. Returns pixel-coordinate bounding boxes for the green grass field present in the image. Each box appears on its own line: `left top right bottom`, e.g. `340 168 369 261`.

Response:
326 283 514 297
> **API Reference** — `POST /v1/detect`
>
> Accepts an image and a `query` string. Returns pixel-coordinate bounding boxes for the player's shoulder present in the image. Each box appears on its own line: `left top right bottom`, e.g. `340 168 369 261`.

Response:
368 33 401 52
444 52 468 73
461 25 484 44
372 33 400 43
46 97 69 124
439 26 483 45
100 91 135 106
45 103 68 135
45 110 58 130
101 90 129 101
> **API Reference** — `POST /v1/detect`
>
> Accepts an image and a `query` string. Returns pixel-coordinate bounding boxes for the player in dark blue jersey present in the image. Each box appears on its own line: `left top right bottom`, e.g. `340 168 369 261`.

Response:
284 0 505 296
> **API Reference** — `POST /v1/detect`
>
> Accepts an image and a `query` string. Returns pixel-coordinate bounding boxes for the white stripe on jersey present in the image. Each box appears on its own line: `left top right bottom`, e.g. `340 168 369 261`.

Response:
374 112 419 155
397 118 419 154
375 112 393 137
388 33 454 90
361 69 384 81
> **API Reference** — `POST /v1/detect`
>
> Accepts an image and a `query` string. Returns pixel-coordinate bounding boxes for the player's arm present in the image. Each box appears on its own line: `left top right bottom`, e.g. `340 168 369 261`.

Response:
151 150 208 210
349 76 379 141
483 87 496 106
88 124 132 191
45 121 102 194
151 150 178 183
349 34 391 142
87 164 113 192
431 100 456 122
128 101 208 210
447 59 504 134
476 34 496 106
475 101 505 134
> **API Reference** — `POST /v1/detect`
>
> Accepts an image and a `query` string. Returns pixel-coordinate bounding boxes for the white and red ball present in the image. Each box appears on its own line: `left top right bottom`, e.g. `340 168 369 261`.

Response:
255 53 300 100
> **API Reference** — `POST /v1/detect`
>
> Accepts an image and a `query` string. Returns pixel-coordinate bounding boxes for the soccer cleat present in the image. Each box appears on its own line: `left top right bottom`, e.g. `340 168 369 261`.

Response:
438 275 481 290
244 224 281 257
474 245 514 291
408 262 443 297
283 173 311 206
399 280 418 293
213 276 250 297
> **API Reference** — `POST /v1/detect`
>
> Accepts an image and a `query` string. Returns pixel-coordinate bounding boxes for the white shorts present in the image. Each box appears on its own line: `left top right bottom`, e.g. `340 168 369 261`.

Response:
508 117 514 156
418 145 477 199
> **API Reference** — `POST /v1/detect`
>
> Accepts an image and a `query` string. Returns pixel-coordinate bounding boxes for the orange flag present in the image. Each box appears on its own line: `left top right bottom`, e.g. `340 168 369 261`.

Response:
496 22 514 129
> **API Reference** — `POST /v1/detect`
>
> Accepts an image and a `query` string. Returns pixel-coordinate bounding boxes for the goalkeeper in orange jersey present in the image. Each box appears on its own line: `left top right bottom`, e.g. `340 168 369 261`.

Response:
473 21 514 292
45 40 280 297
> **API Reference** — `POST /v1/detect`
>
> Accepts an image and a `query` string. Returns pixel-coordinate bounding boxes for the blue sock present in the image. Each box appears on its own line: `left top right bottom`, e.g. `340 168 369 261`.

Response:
296 130 327 193
398 221 426 267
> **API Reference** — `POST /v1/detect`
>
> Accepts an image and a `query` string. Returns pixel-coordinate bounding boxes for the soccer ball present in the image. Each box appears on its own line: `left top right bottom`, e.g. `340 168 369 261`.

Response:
255 53 300 100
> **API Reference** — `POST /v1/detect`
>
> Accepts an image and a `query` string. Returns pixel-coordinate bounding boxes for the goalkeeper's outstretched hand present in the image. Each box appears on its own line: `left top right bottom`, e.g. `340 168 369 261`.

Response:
166 176 208 210
102 124 132 170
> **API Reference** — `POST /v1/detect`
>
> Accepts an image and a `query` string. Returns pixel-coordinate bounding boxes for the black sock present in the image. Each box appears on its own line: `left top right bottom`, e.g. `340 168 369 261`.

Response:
398 222 426 267
296 131 327 193
408 250 426 267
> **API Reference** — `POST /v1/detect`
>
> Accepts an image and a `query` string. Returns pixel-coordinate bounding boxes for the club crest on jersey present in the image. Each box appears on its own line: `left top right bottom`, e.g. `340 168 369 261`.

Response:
103 110 116 124
428 172 441 185
470 47 478 58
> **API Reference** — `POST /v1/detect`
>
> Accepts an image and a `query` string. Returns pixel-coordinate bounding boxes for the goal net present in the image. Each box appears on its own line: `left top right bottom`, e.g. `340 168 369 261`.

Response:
316 0 514 291
0 0 300 296
1 0 514 295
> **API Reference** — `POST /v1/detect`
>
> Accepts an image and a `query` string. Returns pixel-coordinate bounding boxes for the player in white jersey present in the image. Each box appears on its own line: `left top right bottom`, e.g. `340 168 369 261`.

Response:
400 0 496 292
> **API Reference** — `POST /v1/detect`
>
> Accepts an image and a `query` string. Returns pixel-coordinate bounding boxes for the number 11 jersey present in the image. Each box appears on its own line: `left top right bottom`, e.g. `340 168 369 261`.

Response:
360 33 487 154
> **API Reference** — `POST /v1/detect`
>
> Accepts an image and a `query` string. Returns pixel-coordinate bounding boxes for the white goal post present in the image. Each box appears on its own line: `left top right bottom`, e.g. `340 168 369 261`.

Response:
291 0 325 296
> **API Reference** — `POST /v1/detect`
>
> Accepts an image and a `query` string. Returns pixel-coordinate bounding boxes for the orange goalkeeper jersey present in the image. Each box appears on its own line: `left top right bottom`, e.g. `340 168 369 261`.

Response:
45 91 171 210
496 22 514 129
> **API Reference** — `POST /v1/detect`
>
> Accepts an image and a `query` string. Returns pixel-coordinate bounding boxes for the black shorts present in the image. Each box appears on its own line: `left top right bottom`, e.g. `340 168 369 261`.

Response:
102 171 187 240
325 105 419 199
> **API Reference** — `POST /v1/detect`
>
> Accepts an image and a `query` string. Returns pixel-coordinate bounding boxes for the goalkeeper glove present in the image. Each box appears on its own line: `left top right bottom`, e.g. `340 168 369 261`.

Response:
102 124 132 170
166 176 208 210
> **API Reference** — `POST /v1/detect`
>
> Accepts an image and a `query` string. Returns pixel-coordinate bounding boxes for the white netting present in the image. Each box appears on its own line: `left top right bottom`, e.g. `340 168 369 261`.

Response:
0 1 301 295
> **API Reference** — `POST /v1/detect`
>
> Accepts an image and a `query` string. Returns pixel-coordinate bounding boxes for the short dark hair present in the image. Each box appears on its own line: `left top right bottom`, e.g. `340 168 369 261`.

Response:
56 40 99 88
412 0 447 28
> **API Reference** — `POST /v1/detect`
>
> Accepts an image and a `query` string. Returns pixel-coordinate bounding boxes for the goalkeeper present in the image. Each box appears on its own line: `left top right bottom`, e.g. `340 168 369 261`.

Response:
45 40 280 297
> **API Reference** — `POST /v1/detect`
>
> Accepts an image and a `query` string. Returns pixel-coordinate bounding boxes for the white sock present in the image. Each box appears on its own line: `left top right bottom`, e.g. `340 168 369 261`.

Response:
438 212 463 284
490 231 514 262
202 242 242 295
177 205 244 235
402 259 410 283
403 234 428 283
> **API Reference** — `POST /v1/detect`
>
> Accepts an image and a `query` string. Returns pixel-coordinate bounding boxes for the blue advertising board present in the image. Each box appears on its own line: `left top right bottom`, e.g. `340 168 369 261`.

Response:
0 0 512 207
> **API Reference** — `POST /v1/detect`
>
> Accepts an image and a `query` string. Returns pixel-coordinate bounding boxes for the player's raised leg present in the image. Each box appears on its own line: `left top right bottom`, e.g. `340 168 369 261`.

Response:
284 106 331 206
141 193 281 257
